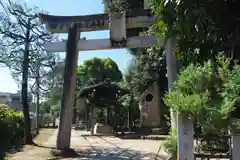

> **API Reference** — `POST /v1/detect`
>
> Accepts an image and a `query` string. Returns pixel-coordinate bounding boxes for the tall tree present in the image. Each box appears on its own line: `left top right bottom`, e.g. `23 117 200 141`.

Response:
126 48 167 100
75 57 122 120
103 0 144 12
29 50 58 133
42 58 123 124
41 61 65 116
103 0 169 124
103 0 168 97
77 57 123 86
0 1 55 144
149 0 240 65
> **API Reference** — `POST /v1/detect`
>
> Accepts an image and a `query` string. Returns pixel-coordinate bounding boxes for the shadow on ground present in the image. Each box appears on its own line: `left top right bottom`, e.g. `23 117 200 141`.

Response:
45 146 168 160
8 146 24 154
33 143 56 149
75 146 167 160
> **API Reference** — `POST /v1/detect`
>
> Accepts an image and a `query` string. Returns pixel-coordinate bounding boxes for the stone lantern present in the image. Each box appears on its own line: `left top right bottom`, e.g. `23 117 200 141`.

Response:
139 82 161 128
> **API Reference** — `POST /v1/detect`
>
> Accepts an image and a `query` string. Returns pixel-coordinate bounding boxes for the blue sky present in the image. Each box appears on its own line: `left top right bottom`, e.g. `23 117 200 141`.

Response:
0 0 133 93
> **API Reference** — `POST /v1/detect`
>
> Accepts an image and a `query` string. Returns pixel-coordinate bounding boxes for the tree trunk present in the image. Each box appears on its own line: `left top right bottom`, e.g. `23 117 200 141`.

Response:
21 18 33 144
72 94 77 124
53 115 56 128
128 95 133 132
36 62 40 134
128 107 132 132
106 107 110 125
90 105 93 131
84 100 90 130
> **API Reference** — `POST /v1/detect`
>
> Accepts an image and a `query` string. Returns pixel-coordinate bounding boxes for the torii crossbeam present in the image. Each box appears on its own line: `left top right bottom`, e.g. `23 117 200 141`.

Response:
44 36 163 52
39 9 155 33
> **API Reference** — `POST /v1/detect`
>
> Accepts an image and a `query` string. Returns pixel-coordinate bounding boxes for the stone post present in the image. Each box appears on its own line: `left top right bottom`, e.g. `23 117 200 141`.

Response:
165 37 194 160
232 134 240 160
177 114 194 160
232 121 240 160
56 26 79 149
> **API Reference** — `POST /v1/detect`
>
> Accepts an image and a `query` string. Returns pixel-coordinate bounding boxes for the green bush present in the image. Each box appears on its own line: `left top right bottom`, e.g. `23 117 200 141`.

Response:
164 56 230 132
221 65 240 130
164 127 177 157
0 104 24 158
163 55 240 153
164 61 214 117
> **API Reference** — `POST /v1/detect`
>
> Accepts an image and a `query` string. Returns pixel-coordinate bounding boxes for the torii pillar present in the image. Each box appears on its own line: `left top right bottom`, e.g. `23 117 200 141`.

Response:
57 25 79 149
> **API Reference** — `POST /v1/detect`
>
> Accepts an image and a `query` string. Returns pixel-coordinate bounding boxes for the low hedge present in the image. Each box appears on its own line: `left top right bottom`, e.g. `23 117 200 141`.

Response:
0 104 24 158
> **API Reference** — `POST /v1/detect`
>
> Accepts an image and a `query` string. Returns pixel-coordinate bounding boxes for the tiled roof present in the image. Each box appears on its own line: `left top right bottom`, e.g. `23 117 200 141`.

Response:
0 92 32 101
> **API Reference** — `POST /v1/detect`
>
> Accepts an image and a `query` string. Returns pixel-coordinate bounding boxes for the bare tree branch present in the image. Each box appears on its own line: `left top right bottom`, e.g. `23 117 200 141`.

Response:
0 1 59 98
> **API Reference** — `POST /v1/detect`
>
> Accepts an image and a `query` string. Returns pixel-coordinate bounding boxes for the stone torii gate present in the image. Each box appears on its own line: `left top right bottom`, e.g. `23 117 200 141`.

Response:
39 9 194 160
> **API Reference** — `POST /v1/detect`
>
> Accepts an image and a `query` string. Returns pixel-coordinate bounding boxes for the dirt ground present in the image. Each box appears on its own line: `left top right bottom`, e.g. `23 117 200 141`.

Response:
7 128 57 160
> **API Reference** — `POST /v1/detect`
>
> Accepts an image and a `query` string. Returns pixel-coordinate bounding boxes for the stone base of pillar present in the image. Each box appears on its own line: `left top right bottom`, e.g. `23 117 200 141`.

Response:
93 123 114 135
232 135 240 160
51 148 77 158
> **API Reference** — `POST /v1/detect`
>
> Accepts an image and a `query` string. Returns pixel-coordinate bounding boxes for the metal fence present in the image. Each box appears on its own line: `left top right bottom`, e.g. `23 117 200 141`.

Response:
194 134 231 160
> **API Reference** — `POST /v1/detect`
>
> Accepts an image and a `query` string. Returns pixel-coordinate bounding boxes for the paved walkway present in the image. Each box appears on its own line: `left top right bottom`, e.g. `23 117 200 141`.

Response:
70 130 168 160
9 130 168 160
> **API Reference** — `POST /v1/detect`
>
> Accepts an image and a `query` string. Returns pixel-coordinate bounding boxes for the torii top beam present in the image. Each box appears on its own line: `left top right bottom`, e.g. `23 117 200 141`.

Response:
38 9 155 33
